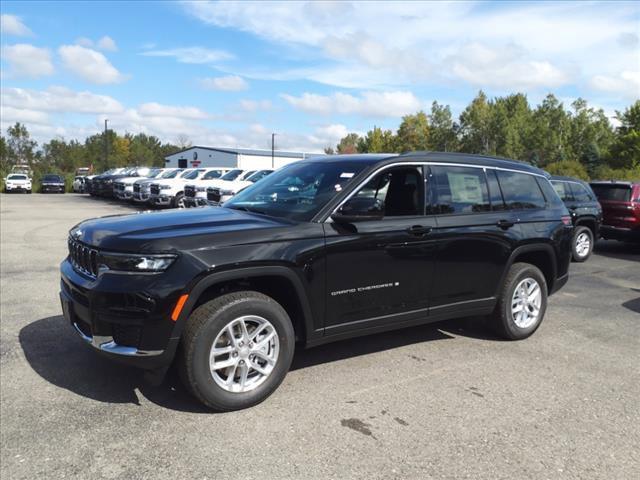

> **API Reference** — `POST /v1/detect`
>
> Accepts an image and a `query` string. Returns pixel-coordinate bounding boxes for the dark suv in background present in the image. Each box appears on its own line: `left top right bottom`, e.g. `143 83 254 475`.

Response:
40 174 66 193
60 152 573 411
550 176 601 261
589 181 640 242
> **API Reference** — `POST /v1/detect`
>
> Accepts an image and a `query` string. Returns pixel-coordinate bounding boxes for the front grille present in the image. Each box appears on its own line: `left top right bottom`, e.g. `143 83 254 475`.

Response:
114 183 125 192
68 237 99 278
207 188 221 203
185 185 196 198
112 324 142 348
133 184 140 193
150 184 160 195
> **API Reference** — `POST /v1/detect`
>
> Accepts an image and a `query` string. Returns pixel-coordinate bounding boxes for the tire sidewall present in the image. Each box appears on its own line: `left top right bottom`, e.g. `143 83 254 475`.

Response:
188 296 295 410
572 226 593 262
501 266 548 339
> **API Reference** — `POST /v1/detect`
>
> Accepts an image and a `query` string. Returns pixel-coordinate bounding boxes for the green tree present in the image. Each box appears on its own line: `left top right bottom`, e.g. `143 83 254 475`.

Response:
396 111 429 152
6 122 37 165
568 99 614 173
608 101 640 168
492 93 532 160
544 160 589 180
427 101 458 152
459 91 494 154
357 126 396 153
528 94 572 166
336 133 361 154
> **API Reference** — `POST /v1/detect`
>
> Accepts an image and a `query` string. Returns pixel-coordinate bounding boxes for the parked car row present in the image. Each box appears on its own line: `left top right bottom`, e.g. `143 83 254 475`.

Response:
84 165 275 209
4 173 66 194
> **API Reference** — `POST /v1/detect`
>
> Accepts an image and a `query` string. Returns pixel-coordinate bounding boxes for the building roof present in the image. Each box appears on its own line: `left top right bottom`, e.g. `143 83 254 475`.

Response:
165 145 325 159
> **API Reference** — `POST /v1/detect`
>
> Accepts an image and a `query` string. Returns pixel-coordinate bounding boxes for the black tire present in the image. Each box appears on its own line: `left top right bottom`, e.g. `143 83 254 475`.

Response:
490 262 548 340
179 291 295 411
173 193 185 209
571 226 593 262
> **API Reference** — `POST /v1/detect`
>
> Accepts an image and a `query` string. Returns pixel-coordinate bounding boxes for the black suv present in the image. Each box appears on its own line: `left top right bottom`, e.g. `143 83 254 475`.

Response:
60 153 572 411
549 176 601 262
40 174 66 193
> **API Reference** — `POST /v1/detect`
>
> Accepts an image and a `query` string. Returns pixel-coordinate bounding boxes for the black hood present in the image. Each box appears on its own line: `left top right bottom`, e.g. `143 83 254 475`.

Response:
71 207 292 252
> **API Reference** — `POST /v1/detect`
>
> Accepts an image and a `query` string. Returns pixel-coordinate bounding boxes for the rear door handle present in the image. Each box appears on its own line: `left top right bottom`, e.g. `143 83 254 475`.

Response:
497 219 515 230
406 225 432 236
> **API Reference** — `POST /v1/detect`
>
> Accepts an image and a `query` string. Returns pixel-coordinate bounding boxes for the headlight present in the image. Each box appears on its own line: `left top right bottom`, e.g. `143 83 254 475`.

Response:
98 253 177 273
196 186 206 192
160 184 171 190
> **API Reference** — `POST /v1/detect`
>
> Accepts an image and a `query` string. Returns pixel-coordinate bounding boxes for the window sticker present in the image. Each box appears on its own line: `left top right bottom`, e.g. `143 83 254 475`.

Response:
340 172 355 179
447 172 483 203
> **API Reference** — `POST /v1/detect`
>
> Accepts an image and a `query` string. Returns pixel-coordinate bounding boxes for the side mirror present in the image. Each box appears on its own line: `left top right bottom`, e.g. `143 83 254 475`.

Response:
331 197 384 223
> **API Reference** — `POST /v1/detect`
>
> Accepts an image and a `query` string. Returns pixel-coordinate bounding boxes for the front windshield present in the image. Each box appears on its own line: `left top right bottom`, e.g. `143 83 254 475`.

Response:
225 161 368 221
161 169 182 179
182 169 204 179
146 169 162 179
221 169 244 181
43 175 62 182
8 174 27 180
202 170 224 180
247 170 272 183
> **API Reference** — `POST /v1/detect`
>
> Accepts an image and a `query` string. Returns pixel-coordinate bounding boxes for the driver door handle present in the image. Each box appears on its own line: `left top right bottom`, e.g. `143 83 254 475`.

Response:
497 219 515 230
406 225 432 236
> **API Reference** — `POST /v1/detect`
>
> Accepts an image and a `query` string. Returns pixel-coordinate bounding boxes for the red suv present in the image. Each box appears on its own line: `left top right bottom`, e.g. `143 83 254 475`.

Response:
589 181 640 242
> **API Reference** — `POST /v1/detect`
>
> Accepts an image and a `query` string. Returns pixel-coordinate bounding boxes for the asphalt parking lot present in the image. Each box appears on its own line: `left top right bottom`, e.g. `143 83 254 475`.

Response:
1 193 638 480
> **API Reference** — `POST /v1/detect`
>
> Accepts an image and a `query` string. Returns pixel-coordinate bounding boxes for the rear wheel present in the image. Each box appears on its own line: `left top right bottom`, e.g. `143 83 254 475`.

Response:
490 262 548 340
179 291 295 411
572 226 593 262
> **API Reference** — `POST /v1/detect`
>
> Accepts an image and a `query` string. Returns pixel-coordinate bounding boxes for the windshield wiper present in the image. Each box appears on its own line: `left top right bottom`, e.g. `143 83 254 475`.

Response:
227 205 268 215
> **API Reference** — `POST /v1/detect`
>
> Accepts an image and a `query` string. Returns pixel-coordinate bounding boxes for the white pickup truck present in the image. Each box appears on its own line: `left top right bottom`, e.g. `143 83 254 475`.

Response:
113 167 157 201
182 168 243 207
4 173 32 193
149 168 224 208
205 169 274 205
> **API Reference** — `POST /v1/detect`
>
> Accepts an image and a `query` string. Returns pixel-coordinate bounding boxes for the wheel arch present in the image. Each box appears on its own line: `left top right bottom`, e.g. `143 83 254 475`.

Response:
499 244 558 296
174 266 315 344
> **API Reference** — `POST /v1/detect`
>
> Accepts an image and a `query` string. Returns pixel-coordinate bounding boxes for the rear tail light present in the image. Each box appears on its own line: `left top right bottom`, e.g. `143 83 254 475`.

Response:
561 216 572 226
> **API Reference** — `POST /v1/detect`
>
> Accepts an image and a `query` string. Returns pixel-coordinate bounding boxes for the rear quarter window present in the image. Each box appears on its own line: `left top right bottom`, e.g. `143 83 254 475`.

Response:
496 171 546 210
570 183 595 202
539 178 565 208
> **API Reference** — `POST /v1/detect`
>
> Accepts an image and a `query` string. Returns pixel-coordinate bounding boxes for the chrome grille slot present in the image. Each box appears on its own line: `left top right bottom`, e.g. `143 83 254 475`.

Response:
185 185 196 198
207 188 221 203
68 237 99 278
150 184 160 195
133 184 140 193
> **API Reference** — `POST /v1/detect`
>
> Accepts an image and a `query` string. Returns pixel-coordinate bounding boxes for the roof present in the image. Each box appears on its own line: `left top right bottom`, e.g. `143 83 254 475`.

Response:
165 145 325 159
589 180 638 186
550 175 589 183
303 151 546 175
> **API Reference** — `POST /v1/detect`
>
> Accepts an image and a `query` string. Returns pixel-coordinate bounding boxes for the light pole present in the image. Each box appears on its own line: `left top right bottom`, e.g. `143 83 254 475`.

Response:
104 119 109 168
271 133 277 169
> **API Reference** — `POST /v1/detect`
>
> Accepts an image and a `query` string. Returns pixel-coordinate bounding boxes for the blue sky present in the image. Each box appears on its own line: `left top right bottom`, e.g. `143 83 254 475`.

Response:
1 1 639 152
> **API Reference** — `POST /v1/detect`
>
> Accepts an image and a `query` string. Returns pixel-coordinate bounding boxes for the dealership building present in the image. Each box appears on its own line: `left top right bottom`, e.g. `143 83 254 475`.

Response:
164 146 324 171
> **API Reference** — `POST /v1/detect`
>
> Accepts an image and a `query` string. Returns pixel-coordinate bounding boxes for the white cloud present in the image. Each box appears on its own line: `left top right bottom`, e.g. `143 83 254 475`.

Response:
97 36 117 52
183 1 640 95
282 91 422 117
239 99 272 112
590 71 640 100
1 86 124 113
0 106 49 125
58 45 126 84
1 44 54 78
199 75 248 91
138 102 212 119
141 46 233 64
0 14 32 36
75 35 118 51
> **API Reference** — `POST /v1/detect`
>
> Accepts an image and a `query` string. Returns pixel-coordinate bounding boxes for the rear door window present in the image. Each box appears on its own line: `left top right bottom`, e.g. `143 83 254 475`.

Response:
431 166 490 214
570 183 595 202
496 171 546 210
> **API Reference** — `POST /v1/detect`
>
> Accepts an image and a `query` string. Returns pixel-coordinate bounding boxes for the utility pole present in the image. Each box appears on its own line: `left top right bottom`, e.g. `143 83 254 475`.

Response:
104 119 109 168
271 133 277 169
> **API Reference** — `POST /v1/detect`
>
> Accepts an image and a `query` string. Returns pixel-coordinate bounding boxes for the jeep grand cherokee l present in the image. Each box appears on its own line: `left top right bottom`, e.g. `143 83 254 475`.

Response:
60 152 572 411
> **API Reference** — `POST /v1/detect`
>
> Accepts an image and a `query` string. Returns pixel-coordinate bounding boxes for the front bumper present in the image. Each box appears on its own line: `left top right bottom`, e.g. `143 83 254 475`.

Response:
132 191 150 202
59 258 188 370
149 194 173 206
115 189 133 200
184 196 208 207
41 184 65 193
5 184 30 191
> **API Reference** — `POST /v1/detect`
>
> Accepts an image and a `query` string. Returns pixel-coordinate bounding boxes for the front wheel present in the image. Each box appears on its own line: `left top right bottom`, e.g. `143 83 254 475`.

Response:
572 226 593 262
489 262 548 340
179 291 295 411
